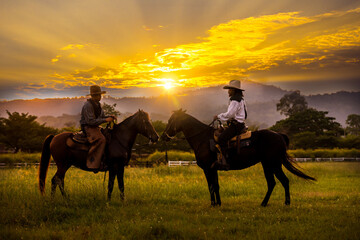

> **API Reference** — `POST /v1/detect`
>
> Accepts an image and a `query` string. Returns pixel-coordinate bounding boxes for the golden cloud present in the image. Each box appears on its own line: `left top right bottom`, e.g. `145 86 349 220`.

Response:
61 44 85 50
51 8 360 89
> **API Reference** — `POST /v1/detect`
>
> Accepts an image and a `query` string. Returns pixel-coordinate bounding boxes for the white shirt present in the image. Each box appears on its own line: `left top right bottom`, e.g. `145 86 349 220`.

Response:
217 100 247 123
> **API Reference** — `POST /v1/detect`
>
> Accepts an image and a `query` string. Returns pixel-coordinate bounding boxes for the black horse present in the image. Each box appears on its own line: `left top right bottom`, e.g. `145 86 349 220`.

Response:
161 109 315 206
39 110 159 200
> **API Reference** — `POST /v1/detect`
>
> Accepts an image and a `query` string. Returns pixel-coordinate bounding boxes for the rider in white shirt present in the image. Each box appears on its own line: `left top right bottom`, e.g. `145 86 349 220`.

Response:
212 80 247 170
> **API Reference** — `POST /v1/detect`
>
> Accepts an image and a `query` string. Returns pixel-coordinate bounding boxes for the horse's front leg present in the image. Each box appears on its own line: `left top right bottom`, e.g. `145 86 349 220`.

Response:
117 165 125 200
204 169 221 206
107 169 116 201
213 170 221 206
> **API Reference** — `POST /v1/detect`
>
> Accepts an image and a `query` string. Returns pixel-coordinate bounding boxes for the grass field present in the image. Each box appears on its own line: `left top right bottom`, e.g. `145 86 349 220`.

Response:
1 162 359 240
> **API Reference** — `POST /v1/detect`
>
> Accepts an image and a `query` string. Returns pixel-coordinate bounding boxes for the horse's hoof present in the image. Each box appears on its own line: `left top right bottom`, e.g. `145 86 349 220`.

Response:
261 202 267 207
285 201 290 205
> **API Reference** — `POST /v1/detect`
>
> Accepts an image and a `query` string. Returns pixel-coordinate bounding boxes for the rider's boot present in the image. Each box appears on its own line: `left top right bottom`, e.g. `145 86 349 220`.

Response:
90 156 107 173
211 144 230 170
99 155 108 171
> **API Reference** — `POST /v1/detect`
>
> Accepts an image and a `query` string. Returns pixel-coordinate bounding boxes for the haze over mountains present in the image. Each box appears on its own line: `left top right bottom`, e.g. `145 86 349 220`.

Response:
0 80 359 128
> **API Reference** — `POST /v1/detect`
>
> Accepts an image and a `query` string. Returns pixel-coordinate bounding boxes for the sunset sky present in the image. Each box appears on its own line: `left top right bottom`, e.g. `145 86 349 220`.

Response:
1 0 359 100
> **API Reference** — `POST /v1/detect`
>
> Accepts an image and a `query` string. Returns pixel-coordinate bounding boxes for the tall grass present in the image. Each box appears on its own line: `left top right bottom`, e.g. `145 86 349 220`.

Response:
1 163 360 239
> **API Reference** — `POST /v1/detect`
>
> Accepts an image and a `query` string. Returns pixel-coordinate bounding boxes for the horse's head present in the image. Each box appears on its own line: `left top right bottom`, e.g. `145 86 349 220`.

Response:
161 109 186 141
134 109 159 143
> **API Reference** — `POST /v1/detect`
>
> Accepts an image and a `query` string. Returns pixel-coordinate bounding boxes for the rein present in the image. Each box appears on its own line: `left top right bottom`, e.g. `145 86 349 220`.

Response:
165 119 218 141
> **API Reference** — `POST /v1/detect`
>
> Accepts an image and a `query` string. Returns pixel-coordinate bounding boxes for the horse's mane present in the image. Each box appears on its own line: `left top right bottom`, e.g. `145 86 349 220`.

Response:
174 109 211 130
116 110 148 128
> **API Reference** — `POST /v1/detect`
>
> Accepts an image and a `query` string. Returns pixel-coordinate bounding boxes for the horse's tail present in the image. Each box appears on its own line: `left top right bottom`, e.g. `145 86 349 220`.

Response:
39 134 54 195
283 152 316 181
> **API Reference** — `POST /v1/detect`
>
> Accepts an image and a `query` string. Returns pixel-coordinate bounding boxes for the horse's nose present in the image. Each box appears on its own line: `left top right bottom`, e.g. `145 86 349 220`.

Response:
149 133 159 143
161 133 170 141
153 134 159 142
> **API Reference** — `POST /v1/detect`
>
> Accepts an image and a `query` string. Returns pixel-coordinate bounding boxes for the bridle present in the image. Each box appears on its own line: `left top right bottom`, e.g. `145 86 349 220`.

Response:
139 115 154 141
111 112 155 150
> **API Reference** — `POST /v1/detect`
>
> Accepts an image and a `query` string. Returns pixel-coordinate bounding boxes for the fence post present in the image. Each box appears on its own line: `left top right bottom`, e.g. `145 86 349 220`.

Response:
165 142 168 163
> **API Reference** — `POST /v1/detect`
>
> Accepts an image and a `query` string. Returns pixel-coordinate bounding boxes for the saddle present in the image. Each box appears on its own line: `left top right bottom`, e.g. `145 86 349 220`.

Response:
66 132 90 151
65 128 111 152
211 127 252 154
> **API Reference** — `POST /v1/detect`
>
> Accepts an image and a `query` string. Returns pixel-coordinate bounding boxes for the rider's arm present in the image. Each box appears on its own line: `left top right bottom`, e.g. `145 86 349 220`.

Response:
217 100 240 122
82 102 108 126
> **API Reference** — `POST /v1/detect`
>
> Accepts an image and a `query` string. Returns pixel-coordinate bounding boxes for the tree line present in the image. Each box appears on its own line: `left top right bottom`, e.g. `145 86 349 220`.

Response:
0 97 359 153
270 91 360 149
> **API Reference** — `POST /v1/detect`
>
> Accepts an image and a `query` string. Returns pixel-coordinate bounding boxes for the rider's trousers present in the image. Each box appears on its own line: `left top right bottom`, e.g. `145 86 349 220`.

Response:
84 126 106 169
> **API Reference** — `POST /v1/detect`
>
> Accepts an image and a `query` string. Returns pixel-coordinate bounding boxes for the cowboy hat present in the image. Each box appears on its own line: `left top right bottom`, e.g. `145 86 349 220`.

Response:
223 80 244 91
87 85 107 96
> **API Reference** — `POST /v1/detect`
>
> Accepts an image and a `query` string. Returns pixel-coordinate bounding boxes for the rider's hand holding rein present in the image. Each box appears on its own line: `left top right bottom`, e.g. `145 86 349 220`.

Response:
105 116 116 122
105 115 117 123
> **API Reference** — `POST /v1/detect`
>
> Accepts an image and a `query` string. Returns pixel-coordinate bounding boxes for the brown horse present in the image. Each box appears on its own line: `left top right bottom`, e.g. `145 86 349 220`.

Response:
39 110 159 200
161 109 315 207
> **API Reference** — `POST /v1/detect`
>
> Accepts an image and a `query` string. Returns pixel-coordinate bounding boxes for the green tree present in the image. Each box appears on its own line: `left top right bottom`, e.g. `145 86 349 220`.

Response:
339 135 360 149
102 102 121 117
292 131 317 149
0 111 58 152
346 114 360 135
271 108 342 137
271 108 342 149
277 90 308 116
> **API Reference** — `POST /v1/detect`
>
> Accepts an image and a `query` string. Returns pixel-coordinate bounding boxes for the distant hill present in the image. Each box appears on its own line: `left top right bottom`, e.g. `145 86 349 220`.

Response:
306 91 360 126
1 80 359 128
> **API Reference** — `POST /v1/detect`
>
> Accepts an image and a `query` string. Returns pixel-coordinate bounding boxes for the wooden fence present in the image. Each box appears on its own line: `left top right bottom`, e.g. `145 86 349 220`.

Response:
1 157 359 168
293 157 360 162
168 161 197 167
168 157 360 167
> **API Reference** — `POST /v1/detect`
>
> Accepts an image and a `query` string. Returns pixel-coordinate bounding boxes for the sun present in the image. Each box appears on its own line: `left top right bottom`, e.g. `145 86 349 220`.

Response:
163 82 173 89
156 78 175 90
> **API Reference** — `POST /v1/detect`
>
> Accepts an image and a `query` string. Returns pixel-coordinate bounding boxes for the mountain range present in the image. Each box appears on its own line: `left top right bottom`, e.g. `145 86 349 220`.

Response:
0 80 359 128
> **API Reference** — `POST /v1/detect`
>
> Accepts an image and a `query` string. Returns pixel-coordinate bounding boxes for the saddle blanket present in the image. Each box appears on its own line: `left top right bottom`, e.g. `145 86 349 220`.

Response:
214 131 252 143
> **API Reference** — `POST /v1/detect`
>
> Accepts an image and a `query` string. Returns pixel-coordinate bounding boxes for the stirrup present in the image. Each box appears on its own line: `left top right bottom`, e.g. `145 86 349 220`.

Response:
211 155 230 170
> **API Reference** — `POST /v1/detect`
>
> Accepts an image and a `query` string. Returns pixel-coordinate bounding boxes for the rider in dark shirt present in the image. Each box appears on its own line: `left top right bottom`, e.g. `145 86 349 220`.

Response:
80 85 115 172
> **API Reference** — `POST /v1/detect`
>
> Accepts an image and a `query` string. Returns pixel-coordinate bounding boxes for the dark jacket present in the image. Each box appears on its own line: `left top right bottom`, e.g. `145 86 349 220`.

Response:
80 99 107 127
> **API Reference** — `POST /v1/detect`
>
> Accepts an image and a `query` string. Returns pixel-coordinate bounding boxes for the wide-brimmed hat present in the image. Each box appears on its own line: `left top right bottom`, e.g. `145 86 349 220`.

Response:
87 85 106 96
223 80 244 91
